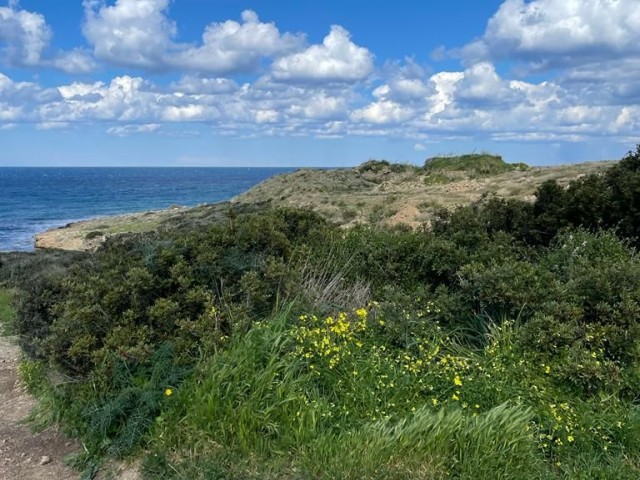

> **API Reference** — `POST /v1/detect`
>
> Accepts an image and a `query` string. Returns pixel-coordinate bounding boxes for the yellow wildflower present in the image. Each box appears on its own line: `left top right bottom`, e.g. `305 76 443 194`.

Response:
454 375 463 386
165 388 173 397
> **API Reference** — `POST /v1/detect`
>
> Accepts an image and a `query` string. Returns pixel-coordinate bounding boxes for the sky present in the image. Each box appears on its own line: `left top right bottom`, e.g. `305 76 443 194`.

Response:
0 0 639 167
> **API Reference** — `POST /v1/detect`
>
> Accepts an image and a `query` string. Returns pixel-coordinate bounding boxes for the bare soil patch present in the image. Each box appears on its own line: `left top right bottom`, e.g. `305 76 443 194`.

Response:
0 336 80 480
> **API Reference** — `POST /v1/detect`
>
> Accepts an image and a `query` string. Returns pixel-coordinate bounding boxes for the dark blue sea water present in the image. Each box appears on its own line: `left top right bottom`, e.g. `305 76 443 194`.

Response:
0 167 294 251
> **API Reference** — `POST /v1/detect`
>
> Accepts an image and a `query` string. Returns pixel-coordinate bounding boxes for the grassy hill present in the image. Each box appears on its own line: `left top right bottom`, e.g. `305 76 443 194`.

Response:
233 157 613 229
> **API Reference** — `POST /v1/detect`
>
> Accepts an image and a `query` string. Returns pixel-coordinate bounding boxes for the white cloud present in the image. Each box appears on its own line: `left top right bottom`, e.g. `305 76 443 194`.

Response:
0 3 96 73
162 104 214 122
0 3 50 66
465 0 640 69
36 121 69 130
286 93 347 119
456 62 515 106
82 0 175 69
272 25 374 83
351 100 414 125
0 103 21 121
50 49 97 74
171 10 304 73
425 72 464 118
0 48 639 147
83 2 304 74
255 109 279 123
170 76 238 95
107 123 161 136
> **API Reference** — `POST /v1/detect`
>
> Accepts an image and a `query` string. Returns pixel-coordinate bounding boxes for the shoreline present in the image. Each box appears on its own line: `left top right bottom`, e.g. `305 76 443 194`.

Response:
32 204 196 252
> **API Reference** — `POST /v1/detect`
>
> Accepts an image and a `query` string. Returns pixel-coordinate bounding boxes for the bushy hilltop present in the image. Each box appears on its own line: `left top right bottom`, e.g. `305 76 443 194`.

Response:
423 153 529 176
233 154 612 228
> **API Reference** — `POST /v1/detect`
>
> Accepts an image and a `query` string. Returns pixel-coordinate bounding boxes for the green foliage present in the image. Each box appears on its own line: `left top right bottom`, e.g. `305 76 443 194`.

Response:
85 230 104 240
305 403 541 480
83 343 189 458
423 172 453 185
12 208 334 379
0 288 16 335
423 153 528 177
164 315 322 454
357 159 391 173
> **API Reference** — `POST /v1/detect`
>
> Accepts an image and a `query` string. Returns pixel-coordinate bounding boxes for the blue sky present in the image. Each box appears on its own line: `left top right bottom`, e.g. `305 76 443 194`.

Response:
0 0 638 166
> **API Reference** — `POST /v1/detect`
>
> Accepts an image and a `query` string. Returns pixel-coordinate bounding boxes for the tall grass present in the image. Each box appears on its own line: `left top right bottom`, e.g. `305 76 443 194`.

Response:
0 288 16 335
163 314 327 454
305 403 543 480
148 313 549 479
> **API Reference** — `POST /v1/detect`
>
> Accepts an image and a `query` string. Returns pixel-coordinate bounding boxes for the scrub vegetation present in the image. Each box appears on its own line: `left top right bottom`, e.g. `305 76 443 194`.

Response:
2 146 640 479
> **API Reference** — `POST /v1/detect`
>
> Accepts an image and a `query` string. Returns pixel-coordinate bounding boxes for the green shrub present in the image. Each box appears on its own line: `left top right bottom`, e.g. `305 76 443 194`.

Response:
83 343 189 458
423 153 527 177
357 159 391 173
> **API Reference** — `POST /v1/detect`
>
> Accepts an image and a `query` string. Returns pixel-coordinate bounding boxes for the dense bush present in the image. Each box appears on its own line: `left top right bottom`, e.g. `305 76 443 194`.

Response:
12 208 336 378
423 153 528 177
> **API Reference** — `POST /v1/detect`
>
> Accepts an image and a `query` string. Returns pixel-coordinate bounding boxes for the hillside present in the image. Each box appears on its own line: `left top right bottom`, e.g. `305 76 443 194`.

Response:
33 155 614 251
233 156 613 228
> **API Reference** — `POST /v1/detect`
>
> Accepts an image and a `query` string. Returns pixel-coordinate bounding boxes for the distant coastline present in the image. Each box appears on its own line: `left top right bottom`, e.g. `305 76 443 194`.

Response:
0 167 294 252
31 158 615 252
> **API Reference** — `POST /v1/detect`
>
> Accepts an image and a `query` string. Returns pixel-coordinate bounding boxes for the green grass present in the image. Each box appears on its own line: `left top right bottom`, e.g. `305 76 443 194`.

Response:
141 310 640 479
0 288 16 335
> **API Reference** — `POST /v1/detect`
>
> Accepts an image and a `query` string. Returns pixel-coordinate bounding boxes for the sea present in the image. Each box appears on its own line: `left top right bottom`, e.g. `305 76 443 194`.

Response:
0 167 294 252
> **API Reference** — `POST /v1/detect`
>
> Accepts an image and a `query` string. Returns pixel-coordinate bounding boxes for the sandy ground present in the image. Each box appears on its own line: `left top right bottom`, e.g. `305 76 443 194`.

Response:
0 336 80 479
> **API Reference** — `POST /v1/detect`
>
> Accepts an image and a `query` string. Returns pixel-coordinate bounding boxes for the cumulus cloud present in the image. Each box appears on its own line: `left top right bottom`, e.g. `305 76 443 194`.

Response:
0 64 629 144
286 93 348 120
464 0 640 70
351 100 414 125
82 0 176 69
171 10 304 73
0 3 50 65
169 76 238 95
455 62 516 107
271 25 374 83
0 3 94 72
50 49 97 74
83 1 304 74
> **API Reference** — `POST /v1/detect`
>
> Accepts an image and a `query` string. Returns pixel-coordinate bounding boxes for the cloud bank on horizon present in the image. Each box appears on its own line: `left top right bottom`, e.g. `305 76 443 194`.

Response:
0 0 639 166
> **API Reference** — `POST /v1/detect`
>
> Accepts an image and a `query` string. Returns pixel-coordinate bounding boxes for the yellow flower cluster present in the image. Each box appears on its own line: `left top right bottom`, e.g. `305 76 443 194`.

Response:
294 308 368 369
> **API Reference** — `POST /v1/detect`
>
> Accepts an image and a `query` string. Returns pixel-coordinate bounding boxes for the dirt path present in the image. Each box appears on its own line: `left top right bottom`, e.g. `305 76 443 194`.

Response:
0 336 80 480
